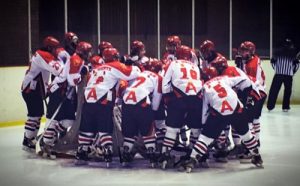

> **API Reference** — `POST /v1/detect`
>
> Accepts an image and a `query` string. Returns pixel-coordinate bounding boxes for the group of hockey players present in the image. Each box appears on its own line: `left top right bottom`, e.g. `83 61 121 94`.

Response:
21 32 266 172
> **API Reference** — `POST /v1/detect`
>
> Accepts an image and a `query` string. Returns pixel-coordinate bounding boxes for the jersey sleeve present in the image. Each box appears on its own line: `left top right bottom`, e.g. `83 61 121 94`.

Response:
68 56 83 86
107 62 141 81
151 75 163 111
36 50 64 76
162 61 174 94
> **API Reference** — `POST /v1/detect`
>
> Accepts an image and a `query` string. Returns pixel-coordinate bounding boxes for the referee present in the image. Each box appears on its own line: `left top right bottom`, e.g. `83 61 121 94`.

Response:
267 39 300 112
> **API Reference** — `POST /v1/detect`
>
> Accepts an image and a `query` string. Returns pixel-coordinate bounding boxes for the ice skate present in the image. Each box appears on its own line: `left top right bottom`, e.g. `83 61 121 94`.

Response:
251 154 264 168
228 144 247 159
39 139 57 160
213 147 229 163
121 146 134 167
182 157 198 173
158 151 175 169
22 136 36 152
75 147 89 166
146 147 157 168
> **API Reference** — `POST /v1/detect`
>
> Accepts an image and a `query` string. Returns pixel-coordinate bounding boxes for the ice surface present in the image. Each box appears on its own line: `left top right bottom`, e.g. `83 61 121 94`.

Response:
1 106 300 186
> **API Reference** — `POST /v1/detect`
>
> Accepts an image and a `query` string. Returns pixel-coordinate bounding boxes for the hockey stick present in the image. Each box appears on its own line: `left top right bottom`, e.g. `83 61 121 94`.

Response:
35 87 75 155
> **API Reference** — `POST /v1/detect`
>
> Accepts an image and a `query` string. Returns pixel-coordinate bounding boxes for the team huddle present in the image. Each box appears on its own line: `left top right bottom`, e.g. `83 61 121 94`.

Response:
21 32 266 173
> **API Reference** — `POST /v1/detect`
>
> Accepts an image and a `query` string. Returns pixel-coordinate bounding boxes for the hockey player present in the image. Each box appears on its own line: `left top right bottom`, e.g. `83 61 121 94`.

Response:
22 36 63 152
64 32 79 55
90 41 113 69
236 41 266 147
208 55 260 161
199 40 224 70
121 58 163 166
160 45 203 169
39 41 92 158
75 48 141 166
162 35 182 63
180 67 263 173
121 40 149 71
163 35 199 66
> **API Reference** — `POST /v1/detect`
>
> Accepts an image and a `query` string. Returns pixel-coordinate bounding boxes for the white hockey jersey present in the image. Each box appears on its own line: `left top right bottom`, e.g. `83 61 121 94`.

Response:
85 61 141 103
48 48 71 92
162 59 202 96
202 74 256 124
123 70 162 111
21 50 64 94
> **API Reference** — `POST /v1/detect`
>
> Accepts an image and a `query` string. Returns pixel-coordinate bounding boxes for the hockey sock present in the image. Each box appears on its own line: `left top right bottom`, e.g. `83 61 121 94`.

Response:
154 120 166 145
97 132 113 151
232 128 241 145
162 126 180 153
43 119 59 146
123 137 135 152
24 116 41 139
216 131 226 147
248 122 255 136
143 135 156 150
253 118 261 141
191 135 214 159
78 132 95 151
180 126 188 144
189 128 201 149
240 130 258 154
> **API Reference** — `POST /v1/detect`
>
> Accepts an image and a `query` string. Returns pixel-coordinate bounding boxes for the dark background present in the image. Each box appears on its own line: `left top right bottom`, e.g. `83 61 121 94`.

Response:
0 0 299 66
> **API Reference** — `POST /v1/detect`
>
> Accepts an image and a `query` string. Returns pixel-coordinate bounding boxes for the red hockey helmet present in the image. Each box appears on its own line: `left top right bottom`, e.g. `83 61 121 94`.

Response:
239 41 256 60
166 35 182 53
175 45 192 60
130 40 145 56
210 55 228 74
64 32 78 44
76 41 92 58
144 58 163 73
43 36 60 48
202 66 218 81
200 40 215 60
98 41 113 54
102 48 120 63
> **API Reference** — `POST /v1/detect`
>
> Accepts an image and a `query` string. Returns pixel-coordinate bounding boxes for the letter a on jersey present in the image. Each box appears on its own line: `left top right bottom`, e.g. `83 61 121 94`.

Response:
87 88 97 100
125 91 137 102
185 82 197 93
220 100 233 113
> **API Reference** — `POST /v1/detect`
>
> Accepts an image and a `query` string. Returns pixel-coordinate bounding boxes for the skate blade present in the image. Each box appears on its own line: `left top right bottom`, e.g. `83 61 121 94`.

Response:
106 162 110 168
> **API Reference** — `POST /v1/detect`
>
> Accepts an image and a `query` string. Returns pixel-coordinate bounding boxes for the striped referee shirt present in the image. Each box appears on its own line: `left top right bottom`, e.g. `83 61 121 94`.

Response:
271 56 300 76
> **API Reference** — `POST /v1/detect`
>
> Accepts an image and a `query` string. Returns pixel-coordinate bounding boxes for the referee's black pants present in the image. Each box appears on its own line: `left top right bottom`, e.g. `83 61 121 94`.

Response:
267 74 293 110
